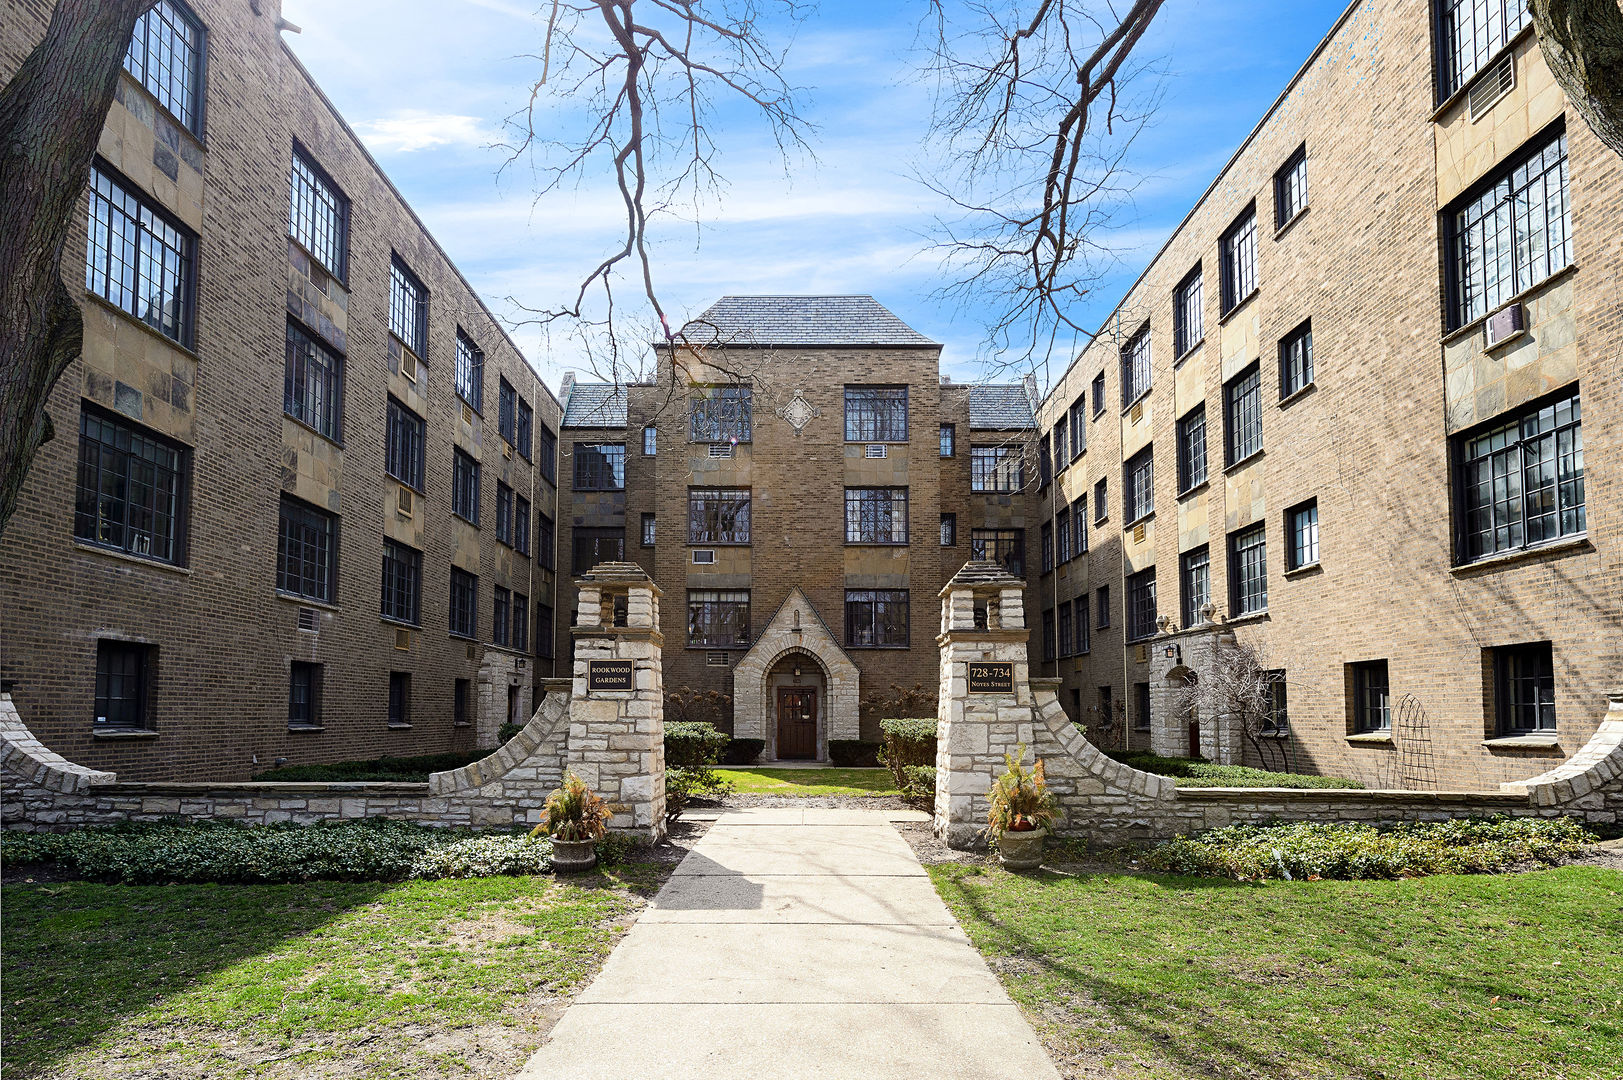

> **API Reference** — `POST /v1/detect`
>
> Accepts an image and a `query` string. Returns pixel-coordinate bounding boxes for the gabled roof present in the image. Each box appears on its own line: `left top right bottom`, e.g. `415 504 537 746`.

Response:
561 382 628 428
676 295 938 348
968 384 1035 430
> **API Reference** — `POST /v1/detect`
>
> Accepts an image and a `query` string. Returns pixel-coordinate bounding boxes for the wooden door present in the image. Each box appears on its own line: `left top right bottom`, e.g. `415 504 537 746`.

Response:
1187 717 1201 759
777 688 817 760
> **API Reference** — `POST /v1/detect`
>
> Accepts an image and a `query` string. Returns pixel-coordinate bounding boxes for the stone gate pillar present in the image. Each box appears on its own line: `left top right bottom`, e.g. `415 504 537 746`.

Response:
567 562 667 840
934 561 1037 848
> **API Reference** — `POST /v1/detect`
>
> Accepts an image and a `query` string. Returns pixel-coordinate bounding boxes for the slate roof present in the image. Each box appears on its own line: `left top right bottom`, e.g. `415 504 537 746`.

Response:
967 383 1035 430
561 382 628 428
677 296 939 348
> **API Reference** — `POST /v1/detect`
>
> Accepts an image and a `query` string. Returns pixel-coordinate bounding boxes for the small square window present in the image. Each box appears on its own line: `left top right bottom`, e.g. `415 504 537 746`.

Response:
939 424 955 458
940 513 957 547
289 662 322 728
1287 499 1319 571
643 425 658 456
642 512 657 547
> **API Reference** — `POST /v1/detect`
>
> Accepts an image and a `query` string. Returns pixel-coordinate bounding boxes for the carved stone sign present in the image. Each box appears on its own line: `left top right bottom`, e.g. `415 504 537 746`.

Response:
587 659 634 692
967 661 1014 694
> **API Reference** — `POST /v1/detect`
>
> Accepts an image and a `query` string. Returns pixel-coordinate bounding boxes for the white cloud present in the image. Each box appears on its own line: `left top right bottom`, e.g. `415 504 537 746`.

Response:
353 111 498 154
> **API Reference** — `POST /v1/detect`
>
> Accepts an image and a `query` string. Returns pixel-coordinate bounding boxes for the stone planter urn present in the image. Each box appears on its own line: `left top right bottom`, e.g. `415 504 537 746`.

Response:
997 827 1047 872
550 837 598 874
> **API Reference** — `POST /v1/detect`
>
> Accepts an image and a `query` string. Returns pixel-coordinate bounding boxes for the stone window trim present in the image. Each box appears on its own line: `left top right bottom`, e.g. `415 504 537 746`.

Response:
86 161 198 348
1440 262 1579 347
1434 0 1532 104
1448 532 1590 577
284 317 346 445
289 143 349 282
1273 203 1311 242
1432 23 1537 118
124 0 207 138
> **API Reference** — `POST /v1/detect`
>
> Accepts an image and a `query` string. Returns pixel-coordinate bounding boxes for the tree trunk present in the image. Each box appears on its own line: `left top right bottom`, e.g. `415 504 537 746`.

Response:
1531 0 1623 158
0 0 155 538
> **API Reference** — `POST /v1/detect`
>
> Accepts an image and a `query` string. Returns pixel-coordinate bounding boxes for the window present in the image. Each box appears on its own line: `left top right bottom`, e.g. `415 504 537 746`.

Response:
940 513 957 547
643 425 658 456
515 495 531 555
454 679 470 727
74 406 189 564
1098 684 1114 726
1134 683 1152 732
1127 568 1157 641
970 528 1024 576
86 163 196 345
536 604 555 658
1446 126 1570 330
388 672 411 728
1437 0 1530 98
1040 522 1054 573
691 386 753 443
538 424 557 484
1120 326 1151 407
385 396 425 491
450 568 478 638
1039 436 1052 489
1458 387 1584 562
289 146 347 278
513 593 530 652
493 586 511 647
1279 321 1314 398
1073 497 1088 554
1056 507 1072 563
1096 585 1110 629
844 386 908 442
1351 660 1391 732
1125 447 1155 524
499 379 517 444
382 540 421 624
1058 602 1073 658
1091 371 1106 416
284 319 344 441
453 449 481 524
125 0 204 134
95 640 153 729
573 442 626 491
1219 204 1258 314
276 496 336 603
1052 418 1068 475
1229 522 1268 615
1173 265 1203 359
1041 609 1056 662
1494 642 1555 734
538 513 555 569
388 256 427 357
970 446 1024 492
689 488 751 544
1180 546 1210 628
844 487 908 544
455 331 484 410
1287 499 1320 570
1093 477 1108 522
495 483 514 545
517 399 533 459
1274 145 1308 228
642 512 657 547
940 424 956 458
1176 405 1207 493
1225 363 1262 466
1068 398 1087 458
688 590 750 647
1264 672 1289 734
846 589 909 647
572 527 624 574
289 662 322 728
1075 596 1091 653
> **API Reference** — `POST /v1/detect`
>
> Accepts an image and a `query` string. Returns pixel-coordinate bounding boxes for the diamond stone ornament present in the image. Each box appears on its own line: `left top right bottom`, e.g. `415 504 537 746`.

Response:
777 390 816 432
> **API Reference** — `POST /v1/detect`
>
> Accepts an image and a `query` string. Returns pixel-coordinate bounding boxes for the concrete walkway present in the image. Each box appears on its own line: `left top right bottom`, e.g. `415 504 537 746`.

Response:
515 807 1061 1080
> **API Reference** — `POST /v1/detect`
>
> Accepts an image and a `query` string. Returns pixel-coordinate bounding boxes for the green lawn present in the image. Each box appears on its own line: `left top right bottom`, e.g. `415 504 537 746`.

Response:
929 862 1623 1080
714 767 899 797
1 864 662 1079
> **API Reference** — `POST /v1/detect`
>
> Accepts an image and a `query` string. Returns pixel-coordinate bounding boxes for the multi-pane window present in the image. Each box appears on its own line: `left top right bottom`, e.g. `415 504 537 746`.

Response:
1073 497 1088 554
538 424 557 484
276 495 336 603
124 0 204 134
970 529 1024 576
1120 326 1151 407
454 678 471 727
385 396 425 491
689 488 751 544
1041 609 1056 662
642 512 656 546
1351 660 1391 732
289 662 321 728
1040 522 1054 573
389 256 427 356
493 586 511 647
455 331 484 411
1176 405 1207 493
1125 447 1155 524
688 590 750 647
1038 435 1052 489
1459 388 1583 561
495 483 514 545
86 164 196 345
289 147 347 278
513 593 530 652
691 386 753 442
1264 672 1289 734
381 540 421 624
1056 507 1072 564
538 513 555 569
1494 642 1555 734
1127 568 1158 641
573 443 626 491
1068 398 1087 458
515 494 531 555
449 568 478 638
536 604 555 658
1075 596 1091 653
1225 363 1263 465
1173 265 1203 359
95 640 153 729
1094 478 1108 522
940 424 955 458
516 399 533 459
1058 602 1073 658
1279 321 1314 398
452 449 481 524
572 527 624 574
284 320 344 441
388 672 411 727
1229 522 1268 615
845 589 909 647
1219 205 1258 314
1180 546 1210 628
1134 683 1152 732
844 387 908 442
1053 417 1069 475
499 379 517 444
1274 145 1308 228
1446 127 1570 329
74 406 188 564
845 487 909 544
970 446 1024 492
1287 499 1320 570
1096 585 1110 628
643 425 658 456
940 513 957 547
1091 372 1106 416
1437 0 1530 98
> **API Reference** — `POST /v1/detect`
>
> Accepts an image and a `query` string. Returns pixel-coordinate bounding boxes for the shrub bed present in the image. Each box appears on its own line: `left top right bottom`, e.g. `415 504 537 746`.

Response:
900 765 937 808
1107 750 1362 789
1142 817 1595 881
251 751 494 784
723 738 765 765
828 739 881 768
879 717 937 793
662 721 733 821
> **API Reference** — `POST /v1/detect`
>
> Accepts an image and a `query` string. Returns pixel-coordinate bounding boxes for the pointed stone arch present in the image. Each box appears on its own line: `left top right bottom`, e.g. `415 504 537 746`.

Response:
732 588 861 760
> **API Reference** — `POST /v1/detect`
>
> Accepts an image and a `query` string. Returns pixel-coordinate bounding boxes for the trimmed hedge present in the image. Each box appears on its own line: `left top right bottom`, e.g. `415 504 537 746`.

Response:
251 751 494 784
901 765 937 808
723 738 766 766
829 739 881 768
1142 818 1595 881
1107 751 1362 790
879 717 937 793
664 722 731 768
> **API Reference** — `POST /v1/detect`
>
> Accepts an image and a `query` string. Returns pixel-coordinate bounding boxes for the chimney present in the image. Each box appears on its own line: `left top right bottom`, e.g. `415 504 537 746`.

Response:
1022 371 1039 408
560 371 576 403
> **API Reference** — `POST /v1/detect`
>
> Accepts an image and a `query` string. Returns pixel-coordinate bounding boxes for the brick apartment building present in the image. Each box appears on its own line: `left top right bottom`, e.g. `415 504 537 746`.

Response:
0 0 564 780
1028 0 1622 789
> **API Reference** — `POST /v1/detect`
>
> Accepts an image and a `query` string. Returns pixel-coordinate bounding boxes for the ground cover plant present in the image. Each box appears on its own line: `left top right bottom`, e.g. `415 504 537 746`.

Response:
930 861 1623 1080
663 721 734 820
1107 750 1362 789
250 750 493 783
714 767 898 797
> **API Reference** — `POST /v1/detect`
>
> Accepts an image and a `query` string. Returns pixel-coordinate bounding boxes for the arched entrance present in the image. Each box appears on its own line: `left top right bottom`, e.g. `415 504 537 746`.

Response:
731 588 861 761
767 650 827 760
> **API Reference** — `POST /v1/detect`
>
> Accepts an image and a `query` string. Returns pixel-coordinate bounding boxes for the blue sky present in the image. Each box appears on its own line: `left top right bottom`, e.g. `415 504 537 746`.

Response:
280 0 1345 392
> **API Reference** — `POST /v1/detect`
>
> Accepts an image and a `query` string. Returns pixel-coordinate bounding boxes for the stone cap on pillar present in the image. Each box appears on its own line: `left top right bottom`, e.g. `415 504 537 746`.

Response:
573 561 663 635
939 560 1027 636
572 561 663 593
937 560 1024 597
